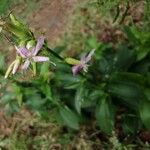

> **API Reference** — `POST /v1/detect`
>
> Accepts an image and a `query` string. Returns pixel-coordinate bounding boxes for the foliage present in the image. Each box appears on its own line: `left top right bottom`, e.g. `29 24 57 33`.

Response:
0 22 150 136
0 0 11 15
0 0 150 144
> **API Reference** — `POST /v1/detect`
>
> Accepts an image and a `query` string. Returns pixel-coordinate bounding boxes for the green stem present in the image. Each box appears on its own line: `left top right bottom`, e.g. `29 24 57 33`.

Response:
113 4 120 23
44 45 64 61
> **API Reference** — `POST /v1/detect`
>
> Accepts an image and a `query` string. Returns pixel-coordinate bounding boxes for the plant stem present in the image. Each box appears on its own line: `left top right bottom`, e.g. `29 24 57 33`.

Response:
44 45 64 61
119 1 130 24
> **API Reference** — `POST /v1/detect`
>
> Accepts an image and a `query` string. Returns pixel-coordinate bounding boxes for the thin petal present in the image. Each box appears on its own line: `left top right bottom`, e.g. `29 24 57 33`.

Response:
72 64 83 75
22 59 30 70
49 61 56 66
15 46 29 58
32 36 45 56
4 61 16 78
12 60 20 74
32 56 49 62
80 55 87 64
83 64 88 72
85 49 95 63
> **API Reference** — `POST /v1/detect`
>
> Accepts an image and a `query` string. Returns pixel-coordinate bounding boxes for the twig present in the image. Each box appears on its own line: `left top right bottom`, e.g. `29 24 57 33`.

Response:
113 4 120 23
119 1 130 24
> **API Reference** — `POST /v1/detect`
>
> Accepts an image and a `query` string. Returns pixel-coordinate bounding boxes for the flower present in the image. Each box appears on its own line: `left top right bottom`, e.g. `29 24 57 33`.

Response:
5 36 55 78
72 49 95 75
15 36 51 70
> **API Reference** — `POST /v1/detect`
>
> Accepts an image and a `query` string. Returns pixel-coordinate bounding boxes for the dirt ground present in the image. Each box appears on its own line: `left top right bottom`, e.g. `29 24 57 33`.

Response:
29 0 79 47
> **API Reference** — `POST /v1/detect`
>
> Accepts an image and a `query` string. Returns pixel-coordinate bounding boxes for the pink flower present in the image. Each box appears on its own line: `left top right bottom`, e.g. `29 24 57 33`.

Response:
72 49 95 75
15 36 50 70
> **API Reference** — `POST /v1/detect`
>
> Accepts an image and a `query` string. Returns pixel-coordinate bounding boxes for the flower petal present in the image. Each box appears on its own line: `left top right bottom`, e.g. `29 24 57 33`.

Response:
83 64 88 72
12 59 20 74
4 61 16 78
32 36 45 56
72 64 83 75
32 56 49 62
15 46 29 58
85 49 95 63
80 55 87 64
22 59 30 70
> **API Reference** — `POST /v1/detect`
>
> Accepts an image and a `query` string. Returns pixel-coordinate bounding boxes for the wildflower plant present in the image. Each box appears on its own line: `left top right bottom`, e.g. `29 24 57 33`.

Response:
0 13 150 136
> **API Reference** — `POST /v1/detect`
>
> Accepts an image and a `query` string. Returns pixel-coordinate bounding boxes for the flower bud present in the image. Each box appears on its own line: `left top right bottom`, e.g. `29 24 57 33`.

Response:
12 57 21 74
10 14 22 27
5 23 32 40
65 57 80 65
19 40 27 47
4 14 33 40
26 40 36 49
4 61 16 78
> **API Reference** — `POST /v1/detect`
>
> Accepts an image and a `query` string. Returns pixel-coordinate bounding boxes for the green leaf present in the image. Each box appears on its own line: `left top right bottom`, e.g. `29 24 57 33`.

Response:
114 47 136 71
56 73 82 89
99 57 112 74
144 88 150 101
122 114 141 134
137 46 150 61
40 62 50 82
140 100 150 130
59 106 79 130
124 25 150 61
7 23 32 40
96 95 115 134
133 59 150 74
40 84 52 100
0 0 11 15
108 81 143 108
123 26 140 45
75 86 84 114
86 37 99 49
82 89 104 108
109 83 141 100
0 53 5 70
25 90 46 110
110 72 146 86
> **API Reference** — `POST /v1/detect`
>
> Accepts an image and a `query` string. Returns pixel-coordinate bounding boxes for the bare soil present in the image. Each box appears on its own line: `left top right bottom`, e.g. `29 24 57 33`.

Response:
29 0 79 47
